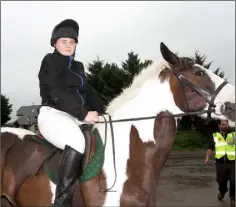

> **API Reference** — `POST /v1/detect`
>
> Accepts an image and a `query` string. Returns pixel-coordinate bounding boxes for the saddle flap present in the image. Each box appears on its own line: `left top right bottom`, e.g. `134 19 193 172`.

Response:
81 126 96 169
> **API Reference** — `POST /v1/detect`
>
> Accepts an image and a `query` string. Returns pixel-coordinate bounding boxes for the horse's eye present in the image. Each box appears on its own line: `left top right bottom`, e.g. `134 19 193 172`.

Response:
195 71 205 76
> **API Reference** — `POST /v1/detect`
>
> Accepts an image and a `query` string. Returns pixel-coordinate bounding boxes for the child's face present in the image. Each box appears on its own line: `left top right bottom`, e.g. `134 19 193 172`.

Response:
55 37 77 56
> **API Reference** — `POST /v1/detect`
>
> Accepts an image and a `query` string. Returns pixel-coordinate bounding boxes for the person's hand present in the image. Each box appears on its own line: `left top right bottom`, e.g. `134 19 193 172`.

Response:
84 111 99 124
205 158 210 166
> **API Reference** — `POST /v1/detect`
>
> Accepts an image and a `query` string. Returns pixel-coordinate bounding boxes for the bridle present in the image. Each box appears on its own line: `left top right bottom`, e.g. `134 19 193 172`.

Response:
95 70 229 193
174 73 228 121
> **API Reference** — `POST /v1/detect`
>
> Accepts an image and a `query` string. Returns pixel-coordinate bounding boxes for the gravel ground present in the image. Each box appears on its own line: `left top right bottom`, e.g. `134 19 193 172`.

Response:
156 150 232 207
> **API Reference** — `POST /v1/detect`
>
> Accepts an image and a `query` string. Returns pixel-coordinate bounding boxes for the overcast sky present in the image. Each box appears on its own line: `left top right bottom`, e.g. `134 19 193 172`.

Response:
2 1 235 122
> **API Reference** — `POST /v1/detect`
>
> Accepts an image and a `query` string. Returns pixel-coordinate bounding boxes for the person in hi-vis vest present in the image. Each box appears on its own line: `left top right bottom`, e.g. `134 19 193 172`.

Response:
205 119 235 207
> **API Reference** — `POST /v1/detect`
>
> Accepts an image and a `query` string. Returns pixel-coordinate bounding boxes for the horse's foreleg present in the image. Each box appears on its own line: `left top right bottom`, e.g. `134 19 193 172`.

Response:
80 171 107 207
153 111 177 179
150 111 176 205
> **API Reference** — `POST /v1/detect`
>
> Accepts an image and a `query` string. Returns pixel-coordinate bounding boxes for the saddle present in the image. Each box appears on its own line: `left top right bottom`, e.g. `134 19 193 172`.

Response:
44 124 98 183
36 124 96 167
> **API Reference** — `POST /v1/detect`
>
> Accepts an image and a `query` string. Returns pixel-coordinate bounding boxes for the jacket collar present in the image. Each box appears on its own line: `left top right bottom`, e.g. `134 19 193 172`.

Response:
52 49 74 66
219 131 230 138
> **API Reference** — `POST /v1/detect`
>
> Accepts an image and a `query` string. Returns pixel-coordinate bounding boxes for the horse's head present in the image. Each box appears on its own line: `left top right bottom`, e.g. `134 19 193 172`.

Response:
160 42 235 126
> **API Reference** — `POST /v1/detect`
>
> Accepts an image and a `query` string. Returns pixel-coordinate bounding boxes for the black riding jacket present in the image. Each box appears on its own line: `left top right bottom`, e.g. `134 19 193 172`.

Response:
38 50 107 121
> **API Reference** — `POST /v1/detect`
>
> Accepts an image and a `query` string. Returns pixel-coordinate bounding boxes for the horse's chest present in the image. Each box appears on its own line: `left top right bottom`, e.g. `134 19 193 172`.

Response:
133 120 156 143
118 125 156 205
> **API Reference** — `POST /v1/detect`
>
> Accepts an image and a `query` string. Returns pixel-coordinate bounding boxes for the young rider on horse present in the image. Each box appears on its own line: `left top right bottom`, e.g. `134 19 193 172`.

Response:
37 19 106 206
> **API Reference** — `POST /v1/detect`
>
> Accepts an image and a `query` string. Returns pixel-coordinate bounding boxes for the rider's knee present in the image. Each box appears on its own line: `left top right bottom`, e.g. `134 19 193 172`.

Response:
67 131 86 154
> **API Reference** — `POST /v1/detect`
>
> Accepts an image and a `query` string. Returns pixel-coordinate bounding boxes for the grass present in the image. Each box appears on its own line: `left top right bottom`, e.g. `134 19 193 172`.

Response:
172 130 208 151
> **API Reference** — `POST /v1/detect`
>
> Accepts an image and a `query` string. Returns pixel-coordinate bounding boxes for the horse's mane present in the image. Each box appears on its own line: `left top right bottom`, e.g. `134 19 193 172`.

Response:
106 60 171 114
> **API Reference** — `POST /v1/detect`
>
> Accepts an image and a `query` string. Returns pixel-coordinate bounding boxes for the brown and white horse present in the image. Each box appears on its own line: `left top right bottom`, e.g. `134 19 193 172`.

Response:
1 42 235 206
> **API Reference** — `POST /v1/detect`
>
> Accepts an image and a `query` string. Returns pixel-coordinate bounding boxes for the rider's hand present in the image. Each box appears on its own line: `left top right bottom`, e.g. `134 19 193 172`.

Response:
84 111 99 124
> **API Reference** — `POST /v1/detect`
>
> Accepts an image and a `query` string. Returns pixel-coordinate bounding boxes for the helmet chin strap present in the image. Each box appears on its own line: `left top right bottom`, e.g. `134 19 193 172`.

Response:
72 47 77 58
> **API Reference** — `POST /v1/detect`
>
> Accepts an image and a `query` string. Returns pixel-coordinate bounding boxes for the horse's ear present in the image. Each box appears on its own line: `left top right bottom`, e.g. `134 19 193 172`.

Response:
160 42 180 66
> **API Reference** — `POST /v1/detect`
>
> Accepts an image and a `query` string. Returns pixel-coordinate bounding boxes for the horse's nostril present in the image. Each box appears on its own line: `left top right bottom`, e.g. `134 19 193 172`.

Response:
222 102 235 122
225 102 235 111
214 102 225 115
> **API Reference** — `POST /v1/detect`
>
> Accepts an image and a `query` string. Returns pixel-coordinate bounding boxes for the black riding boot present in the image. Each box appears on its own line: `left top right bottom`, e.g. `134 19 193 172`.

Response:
53 145 83 207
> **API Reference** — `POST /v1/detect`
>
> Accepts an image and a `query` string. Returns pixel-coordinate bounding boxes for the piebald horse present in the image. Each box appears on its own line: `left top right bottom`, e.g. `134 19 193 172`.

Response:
1 42 235 207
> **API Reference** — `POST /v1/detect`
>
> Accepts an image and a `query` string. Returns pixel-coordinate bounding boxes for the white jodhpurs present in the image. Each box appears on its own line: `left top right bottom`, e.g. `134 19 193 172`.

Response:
37 106 85 154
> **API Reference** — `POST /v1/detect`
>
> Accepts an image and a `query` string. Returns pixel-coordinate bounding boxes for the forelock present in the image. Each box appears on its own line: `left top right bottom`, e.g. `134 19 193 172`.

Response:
179 57 195 68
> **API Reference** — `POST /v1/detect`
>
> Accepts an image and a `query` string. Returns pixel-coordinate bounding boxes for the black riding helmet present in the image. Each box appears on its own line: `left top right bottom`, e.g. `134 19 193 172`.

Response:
50 19 79 47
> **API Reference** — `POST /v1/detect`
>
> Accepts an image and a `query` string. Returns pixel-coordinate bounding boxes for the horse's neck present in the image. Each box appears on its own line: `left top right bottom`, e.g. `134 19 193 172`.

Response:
107 78 182 119
95 78 181 146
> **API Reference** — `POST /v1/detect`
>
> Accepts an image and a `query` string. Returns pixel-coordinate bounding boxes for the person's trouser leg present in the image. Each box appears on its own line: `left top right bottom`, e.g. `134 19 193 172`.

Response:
38 106 85 153
229 162 235 206
216 163 228 200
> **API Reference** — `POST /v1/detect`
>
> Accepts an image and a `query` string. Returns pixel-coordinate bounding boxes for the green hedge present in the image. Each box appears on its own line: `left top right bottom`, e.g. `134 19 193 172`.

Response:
172 130 208 151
